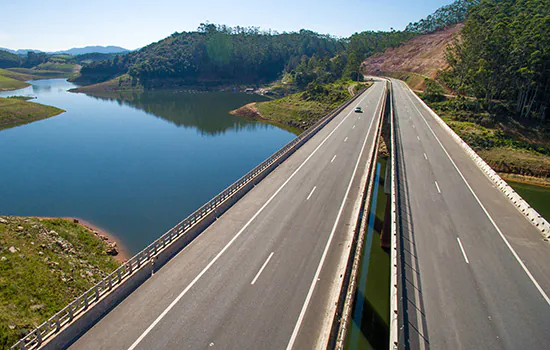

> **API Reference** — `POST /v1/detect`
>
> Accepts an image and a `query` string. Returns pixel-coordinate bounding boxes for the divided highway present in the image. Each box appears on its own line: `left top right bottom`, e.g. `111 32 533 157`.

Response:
392 79 550 349
67 82 387 350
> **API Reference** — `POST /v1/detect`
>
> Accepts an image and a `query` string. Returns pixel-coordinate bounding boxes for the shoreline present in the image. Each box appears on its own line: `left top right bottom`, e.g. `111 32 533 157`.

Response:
33 216 130 263
499 173 550 188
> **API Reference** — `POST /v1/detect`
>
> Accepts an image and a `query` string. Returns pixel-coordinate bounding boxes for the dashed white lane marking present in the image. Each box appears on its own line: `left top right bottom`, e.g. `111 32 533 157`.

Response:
435 181 441 193
306 186 317 201
344 137 348 142
331 155 337 163
424 153 428 160
251 252 275 285
457 238 470 264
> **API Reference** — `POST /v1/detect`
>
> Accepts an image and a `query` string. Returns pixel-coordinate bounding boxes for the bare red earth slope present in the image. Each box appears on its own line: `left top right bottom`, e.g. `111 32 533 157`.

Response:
361 24 462 90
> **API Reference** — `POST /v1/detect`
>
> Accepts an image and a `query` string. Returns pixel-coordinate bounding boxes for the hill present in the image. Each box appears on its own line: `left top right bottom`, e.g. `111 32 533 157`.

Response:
54 46 129 55
361 24 462 90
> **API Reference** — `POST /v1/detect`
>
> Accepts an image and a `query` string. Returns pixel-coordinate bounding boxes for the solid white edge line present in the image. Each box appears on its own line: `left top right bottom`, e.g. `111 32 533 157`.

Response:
306 186 317 201
285 85 384 350
403 85 550 306
126 83 379 350
435 181 441 194
457 237 470 264
251 252 274 285
331 155 337 163
344 137 348 142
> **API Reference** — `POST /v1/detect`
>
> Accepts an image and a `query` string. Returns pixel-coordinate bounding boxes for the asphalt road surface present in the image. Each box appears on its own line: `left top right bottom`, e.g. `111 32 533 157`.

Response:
68 82 387 350
392 79 550 349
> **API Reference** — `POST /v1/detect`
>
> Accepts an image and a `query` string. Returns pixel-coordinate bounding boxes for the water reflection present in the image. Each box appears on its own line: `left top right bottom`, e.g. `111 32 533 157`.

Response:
86 90 272 136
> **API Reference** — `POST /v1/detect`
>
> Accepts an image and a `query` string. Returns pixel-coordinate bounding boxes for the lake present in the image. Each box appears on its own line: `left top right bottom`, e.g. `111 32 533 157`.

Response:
0 79 296 254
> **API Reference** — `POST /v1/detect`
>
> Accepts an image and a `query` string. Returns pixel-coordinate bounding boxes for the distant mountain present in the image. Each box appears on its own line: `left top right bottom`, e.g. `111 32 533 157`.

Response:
54 46 129 55
0 48 43 55
0 46 129 56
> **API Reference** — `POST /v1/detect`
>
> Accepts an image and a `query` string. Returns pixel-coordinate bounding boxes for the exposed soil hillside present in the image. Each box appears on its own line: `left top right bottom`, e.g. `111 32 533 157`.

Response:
361 24 462 90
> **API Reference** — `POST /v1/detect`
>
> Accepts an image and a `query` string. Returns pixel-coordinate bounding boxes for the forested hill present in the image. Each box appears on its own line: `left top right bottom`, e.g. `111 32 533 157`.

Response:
75 24 413 89
442 0 550 119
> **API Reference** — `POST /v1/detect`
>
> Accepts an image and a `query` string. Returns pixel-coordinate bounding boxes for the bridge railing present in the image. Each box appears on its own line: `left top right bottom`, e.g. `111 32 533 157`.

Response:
389 80 404 349
11 86 368 350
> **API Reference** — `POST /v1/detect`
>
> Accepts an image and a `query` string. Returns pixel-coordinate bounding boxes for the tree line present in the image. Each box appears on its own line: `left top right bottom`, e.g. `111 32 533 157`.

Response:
406 0 479 33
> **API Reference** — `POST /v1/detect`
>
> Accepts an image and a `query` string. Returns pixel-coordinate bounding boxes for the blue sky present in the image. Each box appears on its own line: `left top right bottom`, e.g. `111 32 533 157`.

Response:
0 0 452 51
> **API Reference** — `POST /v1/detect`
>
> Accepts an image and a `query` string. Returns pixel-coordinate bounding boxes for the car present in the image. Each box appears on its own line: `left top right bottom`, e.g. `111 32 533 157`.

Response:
354 106 363 113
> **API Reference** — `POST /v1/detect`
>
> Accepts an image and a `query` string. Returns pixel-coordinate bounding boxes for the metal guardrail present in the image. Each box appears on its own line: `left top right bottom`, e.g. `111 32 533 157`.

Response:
388 81 401 349
12 87 368 350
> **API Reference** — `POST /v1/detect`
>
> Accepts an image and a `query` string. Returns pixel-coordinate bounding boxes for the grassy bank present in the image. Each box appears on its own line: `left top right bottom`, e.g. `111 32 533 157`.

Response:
0 75 29 92
0 217 121 349
0 97 65 131
232 81 369 130
420 94 550 184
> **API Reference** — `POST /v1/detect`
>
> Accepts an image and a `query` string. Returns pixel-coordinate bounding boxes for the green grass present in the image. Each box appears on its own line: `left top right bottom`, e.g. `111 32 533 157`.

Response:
0 97 65 131
5 68 72 79
251 80 369 130
36 62 77 73
0 217 120 349
0 75 29 92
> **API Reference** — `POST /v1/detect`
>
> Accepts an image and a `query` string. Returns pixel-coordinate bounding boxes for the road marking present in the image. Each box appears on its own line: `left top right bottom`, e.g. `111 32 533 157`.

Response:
126 82 380 350
331 155 337 163
413 124 416 129
403 86 550 306
417 136 420 141
251 252 274 285
344 137 348 142
434 181 441 193
358 117 361 120
424 153 428 160
286 85 384 350
457 237 470 264
306 186 317 201
353 125 356 129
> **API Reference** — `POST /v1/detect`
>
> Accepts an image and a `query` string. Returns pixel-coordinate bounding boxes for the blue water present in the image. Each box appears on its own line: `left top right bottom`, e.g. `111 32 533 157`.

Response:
0 79 296 254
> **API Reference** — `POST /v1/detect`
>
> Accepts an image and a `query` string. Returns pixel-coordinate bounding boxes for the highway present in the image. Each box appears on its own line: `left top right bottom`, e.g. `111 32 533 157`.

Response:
392 79 550 349
67 82 386 350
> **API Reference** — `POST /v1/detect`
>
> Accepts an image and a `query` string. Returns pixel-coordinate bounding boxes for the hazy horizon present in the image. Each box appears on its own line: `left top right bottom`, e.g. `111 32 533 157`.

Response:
0 0 453 52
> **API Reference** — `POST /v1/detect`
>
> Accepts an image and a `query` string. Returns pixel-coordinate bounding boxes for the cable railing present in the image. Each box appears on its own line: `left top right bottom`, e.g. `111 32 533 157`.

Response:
11 86 367 350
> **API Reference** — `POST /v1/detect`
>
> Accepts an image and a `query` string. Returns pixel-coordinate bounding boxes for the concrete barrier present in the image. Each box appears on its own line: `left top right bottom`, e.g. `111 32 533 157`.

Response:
40 262 153 350
405 83 550 239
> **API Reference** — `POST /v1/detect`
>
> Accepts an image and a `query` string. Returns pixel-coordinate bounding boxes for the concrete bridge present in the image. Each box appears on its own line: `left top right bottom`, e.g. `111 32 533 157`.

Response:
389 79 550 349
12 78 550 350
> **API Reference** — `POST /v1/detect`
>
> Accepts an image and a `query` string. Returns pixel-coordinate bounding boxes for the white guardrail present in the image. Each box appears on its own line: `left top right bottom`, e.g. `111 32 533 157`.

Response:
406 85 550 238
388 81 400 349
11 87 368 350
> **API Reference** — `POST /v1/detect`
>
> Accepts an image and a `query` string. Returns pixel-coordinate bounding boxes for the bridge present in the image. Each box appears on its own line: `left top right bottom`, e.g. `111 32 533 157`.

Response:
12 78 550 350
390 79 550 349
